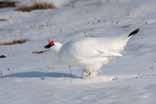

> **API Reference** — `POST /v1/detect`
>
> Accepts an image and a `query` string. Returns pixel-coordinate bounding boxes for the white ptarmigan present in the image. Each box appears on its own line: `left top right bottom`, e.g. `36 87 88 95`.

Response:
44 28 140 78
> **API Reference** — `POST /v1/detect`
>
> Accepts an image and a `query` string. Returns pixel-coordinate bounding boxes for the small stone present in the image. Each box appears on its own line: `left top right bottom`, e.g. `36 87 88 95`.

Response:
7 68 10 71
97 19 101 23
0 71 3 77
40 77 45 80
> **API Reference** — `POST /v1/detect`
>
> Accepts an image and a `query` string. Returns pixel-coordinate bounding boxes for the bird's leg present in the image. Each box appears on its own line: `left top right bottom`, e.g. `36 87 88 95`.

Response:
67 65 73 83
68 65 73 78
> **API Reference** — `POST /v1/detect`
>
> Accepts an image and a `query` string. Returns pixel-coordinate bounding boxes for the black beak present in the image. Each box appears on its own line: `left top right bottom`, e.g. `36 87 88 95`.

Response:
44 44 51 48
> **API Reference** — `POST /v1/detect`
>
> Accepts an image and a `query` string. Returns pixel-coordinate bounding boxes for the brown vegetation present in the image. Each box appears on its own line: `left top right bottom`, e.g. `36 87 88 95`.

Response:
16 2 56 12
0 1 17 8
32 50 48 54
0 39 29 46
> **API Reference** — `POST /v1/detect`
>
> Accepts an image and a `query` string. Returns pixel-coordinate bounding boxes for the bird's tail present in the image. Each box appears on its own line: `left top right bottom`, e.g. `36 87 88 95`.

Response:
128 28 140 38
117 28 140 51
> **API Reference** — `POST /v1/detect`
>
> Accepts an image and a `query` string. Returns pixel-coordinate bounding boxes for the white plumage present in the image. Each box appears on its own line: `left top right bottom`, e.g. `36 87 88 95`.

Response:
44 28 140 78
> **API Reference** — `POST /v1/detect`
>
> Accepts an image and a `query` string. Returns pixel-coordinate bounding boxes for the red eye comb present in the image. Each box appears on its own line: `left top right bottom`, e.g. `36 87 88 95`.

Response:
44 39 55 48
48 40 55 46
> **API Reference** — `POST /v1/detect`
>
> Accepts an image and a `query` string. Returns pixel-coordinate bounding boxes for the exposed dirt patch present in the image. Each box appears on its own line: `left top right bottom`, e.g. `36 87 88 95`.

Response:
0 39 30 46
16 2 56 12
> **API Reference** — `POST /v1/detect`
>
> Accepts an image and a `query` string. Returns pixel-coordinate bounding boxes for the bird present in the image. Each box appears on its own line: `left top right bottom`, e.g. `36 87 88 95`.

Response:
44 28 140 78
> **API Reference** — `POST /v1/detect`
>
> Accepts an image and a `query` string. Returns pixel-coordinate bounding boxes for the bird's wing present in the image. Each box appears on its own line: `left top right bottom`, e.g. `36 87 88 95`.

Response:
96 49 122 57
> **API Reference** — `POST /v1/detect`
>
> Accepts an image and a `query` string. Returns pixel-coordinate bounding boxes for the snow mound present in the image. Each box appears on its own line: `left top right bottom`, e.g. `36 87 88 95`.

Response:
67 74 138 85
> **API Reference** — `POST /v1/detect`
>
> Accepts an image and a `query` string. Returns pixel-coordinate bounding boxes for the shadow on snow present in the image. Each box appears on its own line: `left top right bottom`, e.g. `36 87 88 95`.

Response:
0 71 81 79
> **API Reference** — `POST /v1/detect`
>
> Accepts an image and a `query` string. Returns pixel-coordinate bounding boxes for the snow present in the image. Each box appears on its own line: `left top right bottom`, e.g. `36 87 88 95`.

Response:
1 0 156 104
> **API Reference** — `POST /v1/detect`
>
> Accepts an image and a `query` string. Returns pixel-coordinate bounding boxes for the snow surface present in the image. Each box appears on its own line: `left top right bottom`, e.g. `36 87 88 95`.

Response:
1 0 156 104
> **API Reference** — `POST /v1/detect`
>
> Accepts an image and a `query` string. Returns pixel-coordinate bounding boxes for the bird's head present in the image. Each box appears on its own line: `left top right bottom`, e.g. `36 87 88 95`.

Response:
44 40 55 49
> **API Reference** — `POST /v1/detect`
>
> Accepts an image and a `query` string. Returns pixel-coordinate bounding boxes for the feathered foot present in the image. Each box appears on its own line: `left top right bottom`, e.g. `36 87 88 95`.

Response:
83 69 97 79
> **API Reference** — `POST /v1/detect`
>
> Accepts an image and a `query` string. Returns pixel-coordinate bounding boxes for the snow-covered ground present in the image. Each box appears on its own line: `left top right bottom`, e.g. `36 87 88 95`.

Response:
1 0 156 104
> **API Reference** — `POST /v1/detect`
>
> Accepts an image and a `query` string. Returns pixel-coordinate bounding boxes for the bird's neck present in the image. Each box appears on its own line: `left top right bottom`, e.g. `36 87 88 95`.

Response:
51 42 63 53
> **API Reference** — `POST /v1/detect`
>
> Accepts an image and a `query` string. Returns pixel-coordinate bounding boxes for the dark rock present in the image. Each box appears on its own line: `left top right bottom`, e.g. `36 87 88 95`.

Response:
0 55 6 58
